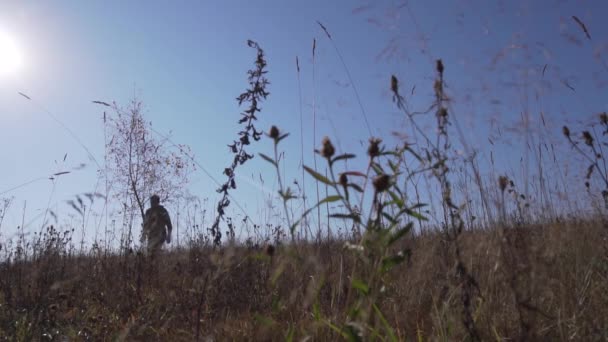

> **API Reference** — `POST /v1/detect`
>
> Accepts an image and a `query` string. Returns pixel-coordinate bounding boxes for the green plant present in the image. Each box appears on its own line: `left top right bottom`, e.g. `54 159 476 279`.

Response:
261 120 425 340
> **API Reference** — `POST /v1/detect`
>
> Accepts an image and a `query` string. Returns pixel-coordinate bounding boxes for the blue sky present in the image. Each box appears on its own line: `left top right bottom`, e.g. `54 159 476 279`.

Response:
1 1 607 244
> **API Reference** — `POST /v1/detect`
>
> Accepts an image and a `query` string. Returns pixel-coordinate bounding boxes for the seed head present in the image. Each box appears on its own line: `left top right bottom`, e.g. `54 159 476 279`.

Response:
368 137 382 159
339 173 348 187
436 59 444 75
372 174 391 193
582 131 594 146
321 136 335 159
269 125 280 140
600 112 608 125
498 176 509 193
390 75 399 94
562 126 570 138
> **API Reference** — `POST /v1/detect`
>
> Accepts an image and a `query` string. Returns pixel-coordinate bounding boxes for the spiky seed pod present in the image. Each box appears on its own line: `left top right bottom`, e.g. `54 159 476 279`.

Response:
390 75 399 93
436 59 444 75
321 136 335 159
368 137 382 159
373 174 391 193
498 176 509 193
339 173 348 187
269 125 280 140
563 126 570 138
582 131 594 146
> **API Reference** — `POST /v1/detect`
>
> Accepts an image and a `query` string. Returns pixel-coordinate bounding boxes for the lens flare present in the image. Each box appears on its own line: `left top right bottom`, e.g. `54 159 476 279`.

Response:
0 31 23 76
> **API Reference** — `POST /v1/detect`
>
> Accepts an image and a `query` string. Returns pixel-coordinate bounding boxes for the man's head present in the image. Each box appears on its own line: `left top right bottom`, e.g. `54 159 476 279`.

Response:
150 194 160 207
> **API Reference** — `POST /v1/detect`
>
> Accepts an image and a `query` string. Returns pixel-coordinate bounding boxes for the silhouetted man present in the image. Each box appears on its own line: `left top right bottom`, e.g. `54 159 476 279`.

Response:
142 194 172 254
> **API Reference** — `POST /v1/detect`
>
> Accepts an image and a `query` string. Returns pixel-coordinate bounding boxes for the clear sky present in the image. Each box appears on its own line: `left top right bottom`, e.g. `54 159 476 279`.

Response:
1 1 607 245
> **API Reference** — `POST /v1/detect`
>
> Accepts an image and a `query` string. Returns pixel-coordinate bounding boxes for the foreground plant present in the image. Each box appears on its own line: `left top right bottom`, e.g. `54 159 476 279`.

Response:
563 113 608 210
211 40 270 246
261 127 427 340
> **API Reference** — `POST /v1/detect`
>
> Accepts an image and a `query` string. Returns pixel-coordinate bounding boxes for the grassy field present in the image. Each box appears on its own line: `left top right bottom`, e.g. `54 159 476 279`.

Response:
0 218 606 340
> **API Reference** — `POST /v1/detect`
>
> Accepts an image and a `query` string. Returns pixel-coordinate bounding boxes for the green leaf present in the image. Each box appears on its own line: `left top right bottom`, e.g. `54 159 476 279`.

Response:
380 150 399 157
290 199 332 233
403 208 428 221
330 213 361 223
313 302 321 321
348 183 364 193
371 163 384 175
254 314 276 326
373 303 398 342
382 212 397 224
258 153 277 167
381 251 409 274
405 146 424 162
286 325 295 342
342 171 366 177
304 165 334 185
388 190 404 209
290 206 317 234
388 159 399 173
351 279 370 296
331 153 356 165
319 195 342 205
322 320 351 340
410 203 428 210
277 132 290 143
388 222 413 246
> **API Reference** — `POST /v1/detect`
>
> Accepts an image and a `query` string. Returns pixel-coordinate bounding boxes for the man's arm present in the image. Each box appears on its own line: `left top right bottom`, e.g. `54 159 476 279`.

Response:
141 209 151 243
161 207 173 243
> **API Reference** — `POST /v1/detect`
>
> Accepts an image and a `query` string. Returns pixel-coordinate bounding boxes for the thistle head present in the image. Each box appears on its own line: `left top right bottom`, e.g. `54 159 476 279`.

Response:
436 59 444 75
498 175 509 193
367 137 382 159
321 136 335 159
582 131 594 146
373 174 391 193
269 125 280 140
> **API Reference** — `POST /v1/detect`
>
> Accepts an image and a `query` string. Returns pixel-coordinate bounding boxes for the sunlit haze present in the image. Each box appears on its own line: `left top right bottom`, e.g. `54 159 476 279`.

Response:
0 30 22 76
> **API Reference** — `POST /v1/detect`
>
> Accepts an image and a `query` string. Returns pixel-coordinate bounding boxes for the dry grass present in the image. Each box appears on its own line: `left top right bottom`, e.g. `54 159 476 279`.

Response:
0 219 605 340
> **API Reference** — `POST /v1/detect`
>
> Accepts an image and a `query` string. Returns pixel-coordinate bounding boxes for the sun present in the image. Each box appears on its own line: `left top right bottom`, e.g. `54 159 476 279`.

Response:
0 31 23 76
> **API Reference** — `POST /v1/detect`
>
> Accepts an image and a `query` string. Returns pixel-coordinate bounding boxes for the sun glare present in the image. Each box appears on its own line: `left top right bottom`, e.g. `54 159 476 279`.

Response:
0 31 23 76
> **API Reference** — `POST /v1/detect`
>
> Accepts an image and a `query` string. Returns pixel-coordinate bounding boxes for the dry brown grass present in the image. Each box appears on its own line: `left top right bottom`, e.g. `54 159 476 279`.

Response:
1 219 605 340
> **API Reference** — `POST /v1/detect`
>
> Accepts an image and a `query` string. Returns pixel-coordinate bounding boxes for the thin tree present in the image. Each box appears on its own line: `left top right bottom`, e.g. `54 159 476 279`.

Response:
101 97 194 247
